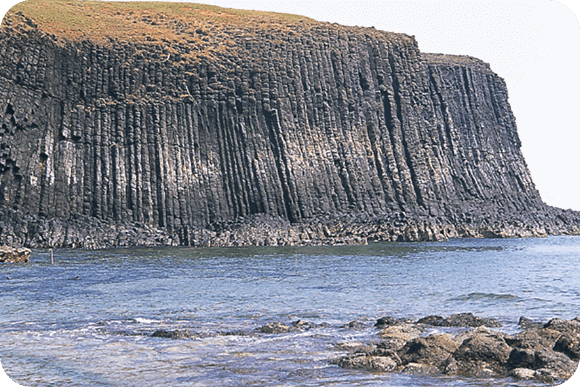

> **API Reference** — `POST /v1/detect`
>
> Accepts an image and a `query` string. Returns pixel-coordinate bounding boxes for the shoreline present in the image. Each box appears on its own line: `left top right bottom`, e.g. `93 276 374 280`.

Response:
266 313 580 383
0 245 30 263
134 312 580 384
1 208 580 250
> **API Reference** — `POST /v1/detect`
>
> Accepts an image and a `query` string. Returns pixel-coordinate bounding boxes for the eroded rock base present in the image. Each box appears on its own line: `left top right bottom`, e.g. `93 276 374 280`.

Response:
1 208 579 249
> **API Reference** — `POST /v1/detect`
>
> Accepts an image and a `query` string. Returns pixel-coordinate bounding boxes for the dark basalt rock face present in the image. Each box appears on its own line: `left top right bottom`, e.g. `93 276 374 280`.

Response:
0 7 579 248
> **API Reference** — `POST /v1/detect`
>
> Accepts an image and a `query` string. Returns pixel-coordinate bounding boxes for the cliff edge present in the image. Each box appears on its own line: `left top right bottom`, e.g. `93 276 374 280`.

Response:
0 0 578 248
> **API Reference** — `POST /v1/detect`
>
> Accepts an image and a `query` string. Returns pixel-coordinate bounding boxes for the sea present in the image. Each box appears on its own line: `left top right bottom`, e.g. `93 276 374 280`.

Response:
1 236 579 386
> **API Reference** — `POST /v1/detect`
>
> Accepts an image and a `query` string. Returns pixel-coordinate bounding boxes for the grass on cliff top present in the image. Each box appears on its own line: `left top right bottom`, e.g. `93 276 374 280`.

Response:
3 0 314 45
423 53 492 73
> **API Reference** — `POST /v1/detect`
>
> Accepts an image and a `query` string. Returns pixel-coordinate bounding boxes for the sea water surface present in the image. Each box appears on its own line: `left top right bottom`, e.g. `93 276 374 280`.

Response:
1 236 579 386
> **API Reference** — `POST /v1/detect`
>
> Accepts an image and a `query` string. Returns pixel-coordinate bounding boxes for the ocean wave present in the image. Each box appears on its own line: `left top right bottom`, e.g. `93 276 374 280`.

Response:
449 292 522 302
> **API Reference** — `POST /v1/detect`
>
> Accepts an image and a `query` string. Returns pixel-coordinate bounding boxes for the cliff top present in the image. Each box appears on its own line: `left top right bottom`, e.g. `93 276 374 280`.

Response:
2 0 314 43
0 0 412 44
423 52 493 74
3 1 490 71
2 0 420 62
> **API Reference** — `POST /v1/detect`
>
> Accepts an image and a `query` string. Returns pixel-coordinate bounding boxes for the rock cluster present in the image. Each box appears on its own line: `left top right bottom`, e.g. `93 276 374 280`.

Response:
258 319 319 334
143 313 578 383
337 314 580 383
0 245 30 263
0 4 579 248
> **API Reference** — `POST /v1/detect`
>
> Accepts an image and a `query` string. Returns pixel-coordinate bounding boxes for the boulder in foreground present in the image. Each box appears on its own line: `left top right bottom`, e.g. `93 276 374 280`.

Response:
337 315 580 383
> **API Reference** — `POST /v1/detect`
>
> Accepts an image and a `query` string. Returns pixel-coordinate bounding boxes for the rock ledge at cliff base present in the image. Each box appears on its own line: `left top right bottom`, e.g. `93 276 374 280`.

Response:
0 245 31 263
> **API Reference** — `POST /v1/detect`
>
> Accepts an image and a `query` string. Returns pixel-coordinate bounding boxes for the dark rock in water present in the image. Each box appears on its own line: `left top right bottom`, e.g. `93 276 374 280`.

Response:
375 316 404 328
416 315 446 326
0 246 30 263
292 320 315 330
506 346 577 376
446 313 502 328
554 334 580 360
219 330 255 337
343 319 369 329
451 328 512 375
518 316 544 330
0 3 579 248
543 318 580 334
337 353 399 373
508 348 538 370
417 313 501 328
151 329 193 339
399 334 459 368
533 350 578 376
506 328 561 351
258 322 290 334
336 315 580 382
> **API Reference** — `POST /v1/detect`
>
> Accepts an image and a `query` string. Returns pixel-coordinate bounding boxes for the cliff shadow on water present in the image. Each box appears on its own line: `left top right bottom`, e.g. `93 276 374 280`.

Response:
0 0 579 249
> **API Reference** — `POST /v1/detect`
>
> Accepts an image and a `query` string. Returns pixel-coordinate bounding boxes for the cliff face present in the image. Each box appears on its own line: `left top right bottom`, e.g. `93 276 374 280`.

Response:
0 2 578 248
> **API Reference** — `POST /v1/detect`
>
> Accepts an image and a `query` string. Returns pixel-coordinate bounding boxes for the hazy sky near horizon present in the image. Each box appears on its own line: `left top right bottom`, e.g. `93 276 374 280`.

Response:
1 0 579 211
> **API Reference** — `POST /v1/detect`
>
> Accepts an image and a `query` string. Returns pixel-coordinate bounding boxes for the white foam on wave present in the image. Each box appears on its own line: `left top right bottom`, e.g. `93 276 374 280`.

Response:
133 317 161 324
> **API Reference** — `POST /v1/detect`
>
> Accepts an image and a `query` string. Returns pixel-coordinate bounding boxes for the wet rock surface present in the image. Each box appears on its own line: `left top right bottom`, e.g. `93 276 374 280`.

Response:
0 6 579 248
258 322 291 334
151 329 194 339
417 312 502 328
337 314 580 382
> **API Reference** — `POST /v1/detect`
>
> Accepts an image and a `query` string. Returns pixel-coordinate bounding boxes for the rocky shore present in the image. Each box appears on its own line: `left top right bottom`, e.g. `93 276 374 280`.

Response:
1 208 579 249
336 313 579 383
147 313 579 383
0 245 31 263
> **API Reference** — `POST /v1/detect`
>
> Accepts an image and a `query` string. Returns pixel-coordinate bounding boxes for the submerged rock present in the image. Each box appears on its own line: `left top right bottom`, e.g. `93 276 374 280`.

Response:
258 322 291 334
292 319 316 330
151 329 193 339
518 316 544 330
400 362 440 375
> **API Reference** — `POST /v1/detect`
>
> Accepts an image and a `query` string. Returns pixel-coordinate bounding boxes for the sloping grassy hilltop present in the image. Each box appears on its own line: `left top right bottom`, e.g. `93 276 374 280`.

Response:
4 0 313 41
2 0 317 62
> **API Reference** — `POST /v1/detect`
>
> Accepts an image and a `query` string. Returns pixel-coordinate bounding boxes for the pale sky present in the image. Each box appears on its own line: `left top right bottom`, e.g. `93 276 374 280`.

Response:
1 0 579 211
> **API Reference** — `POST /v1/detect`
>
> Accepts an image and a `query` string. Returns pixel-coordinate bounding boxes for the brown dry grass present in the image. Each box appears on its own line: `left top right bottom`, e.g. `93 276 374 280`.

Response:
423 53 492 73
2 0 313 49
1 1 414 66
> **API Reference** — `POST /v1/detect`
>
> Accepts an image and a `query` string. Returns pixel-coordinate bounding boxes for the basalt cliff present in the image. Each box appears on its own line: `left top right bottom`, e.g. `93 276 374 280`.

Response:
0 0 578 249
